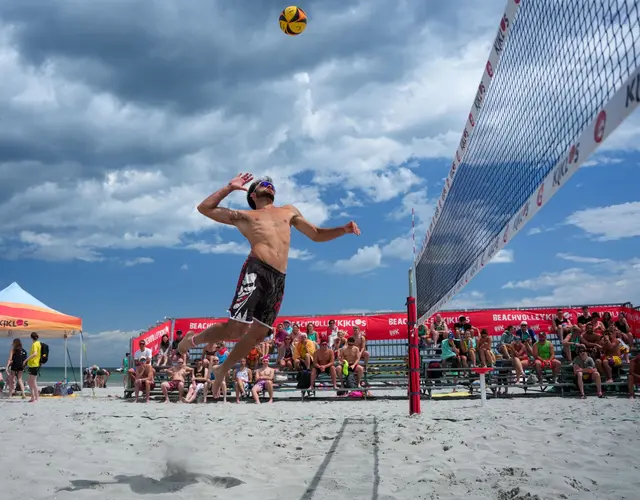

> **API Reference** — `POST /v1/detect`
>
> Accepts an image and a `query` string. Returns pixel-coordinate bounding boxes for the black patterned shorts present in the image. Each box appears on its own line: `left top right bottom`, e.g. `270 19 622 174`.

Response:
228 257 285 328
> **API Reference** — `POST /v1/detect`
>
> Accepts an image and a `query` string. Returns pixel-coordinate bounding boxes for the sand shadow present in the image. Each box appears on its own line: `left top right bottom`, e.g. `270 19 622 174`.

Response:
56 461 244 495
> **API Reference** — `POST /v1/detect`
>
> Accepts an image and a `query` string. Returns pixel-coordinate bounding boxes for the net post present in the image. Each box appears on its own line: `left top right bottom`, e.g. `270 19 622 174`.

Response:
407 268 421 415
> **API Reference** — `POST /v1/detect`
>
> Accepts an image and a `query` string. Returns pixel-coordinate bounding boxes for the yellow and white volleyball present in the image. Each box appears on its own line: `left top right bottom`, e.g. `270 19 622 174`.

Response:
279 6 307 36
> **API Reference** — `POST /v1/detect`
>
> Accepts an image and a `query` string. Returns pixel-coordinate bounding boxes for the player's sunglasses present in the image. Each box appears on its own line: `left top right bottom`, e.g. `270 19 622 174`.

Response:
259 181 275 191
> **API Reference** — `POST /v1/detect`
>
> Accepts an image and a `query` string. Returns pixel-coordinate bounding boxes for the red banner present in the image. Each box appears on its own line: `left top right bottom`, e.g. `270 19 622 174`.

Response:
429 305 636 336
173 304 637 342
131 320 172 357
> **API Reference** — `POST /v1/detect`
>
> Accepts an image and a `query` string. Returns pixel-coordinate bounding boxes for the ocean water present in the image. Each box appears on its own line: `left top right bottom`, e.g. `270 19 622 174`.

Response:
7 367 120 384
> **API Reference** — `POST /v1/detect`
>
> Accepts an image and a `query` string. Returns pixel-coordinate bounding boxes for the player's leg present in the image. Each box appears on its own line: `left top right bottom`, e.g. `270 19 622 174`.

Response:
179 259 258 354
210 322 271 398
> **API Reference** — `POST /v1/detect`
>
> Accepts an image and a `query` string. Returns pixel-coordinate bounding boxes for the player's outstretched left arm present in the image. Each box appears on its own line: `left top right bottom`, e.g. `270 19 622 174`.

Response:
289 205 360 242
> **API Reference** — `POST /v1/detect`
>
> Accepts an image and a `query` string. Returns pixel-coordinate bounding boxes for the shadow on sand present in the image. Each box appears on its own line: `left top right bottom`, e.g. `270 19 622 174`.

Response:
56 461 244 495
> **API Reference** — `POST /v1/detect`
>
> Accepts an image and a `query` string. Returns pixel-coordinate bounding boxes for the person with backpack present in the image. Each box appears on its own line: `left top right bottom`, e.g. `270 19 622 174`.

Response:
23 332 44 402
6 338 27 398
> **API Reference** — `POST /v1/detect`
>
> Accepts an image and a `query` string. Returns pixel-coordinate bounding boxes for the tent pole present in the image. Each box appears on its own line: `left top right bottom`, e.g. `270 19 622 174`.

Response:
64 335 68 383
79 332 83 394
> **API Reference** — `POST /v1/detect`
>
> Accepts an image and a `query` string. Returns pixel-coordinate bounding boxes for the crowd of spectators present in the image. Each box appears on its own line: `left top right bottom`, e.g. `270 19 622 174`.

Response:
419 307 639 398
127 319 371 403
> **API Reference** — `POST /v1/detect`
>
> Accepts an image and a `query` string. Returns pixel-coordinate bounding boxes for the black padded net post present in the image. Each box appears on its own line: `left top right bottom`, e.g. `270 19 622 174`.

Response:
415 0 640 322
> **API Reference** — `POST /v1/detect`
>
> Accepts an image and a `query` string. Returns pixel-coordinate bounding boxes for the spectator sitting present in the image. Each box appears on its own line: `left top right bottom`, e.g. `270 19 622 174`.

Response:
185 358 209 403
282 319 293 334
293 332 316 371
615 311 630 336
496 325 516 360
600 330 623 383
205 356 227 403
306 322 318 344
430 314 448 345
562 325 584 362
246 345 262 370
341 336 365 387
576 306 591 326
273 323 288 358
581 323 604 361
351 326 369 368
215 342 229 363
477 329 495 367
128 339 153 385
290 323 301 343
160 357 192 404
251 356 275 404
601 311 614 330
533 332 561 383
573 347 602 399
440 332 461 391
510 337 527 383
171 330 183 352
628 352 639 399
309 339 337 390
615 328 631 363
516 321 537 350
234 358 252 402
156 334 171 367
134 357 156 403
589 312 605 333
278 336 294 370
554 309 573 342
326 319 338 346
461 330 477 367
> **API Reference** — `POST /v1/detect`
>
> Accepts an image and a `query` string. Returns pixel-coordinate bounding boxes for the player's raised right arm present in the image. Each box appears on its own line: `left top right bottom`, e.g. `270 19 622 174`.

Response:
197 173 253 226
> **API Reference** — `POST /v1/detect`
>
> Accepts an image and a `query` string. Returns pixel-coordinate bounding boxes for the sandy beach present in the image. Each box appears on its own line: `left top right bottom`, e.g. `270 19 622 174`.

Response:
0 389 638 500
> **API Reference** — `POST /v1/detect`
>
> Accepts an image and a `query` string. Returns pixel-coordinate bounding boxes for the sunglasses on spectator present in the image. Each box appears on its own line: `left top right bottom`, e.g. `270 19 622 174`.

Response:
259 181 275 191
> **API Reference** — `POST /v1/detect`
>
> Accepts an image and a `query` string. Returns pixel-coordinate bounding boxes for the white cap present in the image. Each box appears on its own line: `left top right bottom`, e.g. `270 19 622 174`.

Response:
520 321 528 326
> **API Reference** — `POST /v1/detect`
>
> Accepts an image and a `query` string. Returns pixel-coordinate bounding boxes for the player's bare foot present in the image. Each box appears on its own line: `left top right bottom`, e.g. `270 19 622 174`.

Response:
177 332 195 355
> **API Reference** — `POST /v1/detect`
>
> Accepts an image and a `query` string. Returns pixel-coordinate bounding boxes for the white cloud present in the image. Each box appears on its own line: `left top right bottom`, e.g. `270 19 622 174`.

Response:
124 257 154 267
340 191 363 208
289 248 313 261
565 202 640 241
318 244 383 275
0 4 498 264
180 264 189 271
581 155 624 168
501 259 640 306
527 227 542 236
556 253 610 264
489 249 514 264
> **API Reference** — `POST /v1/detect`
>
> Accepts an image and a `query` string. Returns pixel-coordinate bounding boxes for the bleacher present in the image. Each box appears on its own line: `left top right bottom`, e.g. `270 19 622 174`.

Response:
123 333 637 402
421 333 638 399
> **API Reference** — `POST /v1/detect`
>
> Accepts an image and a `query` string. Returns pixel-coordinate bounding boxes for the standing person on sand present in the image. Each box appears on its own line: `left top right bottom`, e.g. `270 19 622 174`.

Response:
23 332 42 403
178 173 360 399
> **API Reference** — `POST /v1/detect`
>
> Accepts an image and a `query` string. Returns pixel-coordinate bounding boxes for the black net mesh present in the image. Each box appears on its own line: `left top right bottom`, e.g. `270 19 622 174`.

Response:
416 0 640 320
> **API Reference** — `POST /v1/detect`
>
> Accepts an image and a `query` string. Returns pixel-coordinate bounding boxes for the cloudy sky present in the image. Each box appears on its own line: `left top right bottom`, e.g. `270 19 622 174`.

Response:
1 0 639 367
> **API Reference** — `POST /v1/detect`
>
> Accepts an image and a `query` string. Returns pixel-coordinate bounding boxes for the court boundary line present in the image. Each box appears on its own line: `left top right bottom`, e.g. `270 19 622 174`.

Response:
299 417 380 500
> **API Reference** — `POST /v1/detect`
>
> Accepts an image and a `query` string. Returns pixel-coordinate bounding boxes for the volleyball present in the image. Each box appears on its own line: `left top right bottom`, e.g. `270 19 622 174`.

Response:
279 6 307 36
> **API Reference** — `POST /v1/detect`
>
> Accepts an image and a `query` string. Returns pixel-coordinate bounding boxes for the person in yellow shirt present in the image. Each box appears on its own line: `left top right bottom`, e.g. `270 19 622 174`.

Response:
293 333 316 371
24 332 41 403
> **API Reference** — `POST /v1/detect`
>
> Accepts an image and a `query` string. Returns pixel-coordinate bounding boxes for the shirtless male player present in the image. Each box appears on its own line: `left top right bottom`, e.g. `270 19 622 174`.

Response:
178 173 360 399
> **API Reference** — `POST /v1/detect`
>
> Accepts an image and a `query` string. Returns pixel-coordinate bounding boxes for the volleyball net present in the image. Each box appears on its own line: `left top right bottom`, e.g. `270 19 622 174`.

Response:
414 0 640 324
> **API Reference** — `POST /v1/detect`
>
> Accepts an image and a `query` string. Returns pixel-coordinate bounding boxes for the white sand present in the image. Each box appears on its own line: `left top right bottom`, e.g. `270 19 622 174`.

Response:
1 389 639 500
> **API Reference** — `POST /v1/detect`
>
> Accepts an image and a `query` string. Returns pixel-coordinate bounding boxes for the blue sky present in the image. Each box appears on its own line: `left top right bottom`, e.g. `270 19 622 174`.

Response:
0 0 639 367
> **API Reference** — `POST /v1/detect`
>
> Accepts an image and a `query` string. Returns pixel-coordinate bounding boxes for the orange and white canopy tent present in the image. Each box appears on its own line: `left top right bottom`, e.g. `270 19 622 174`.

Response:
0 282 82 338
